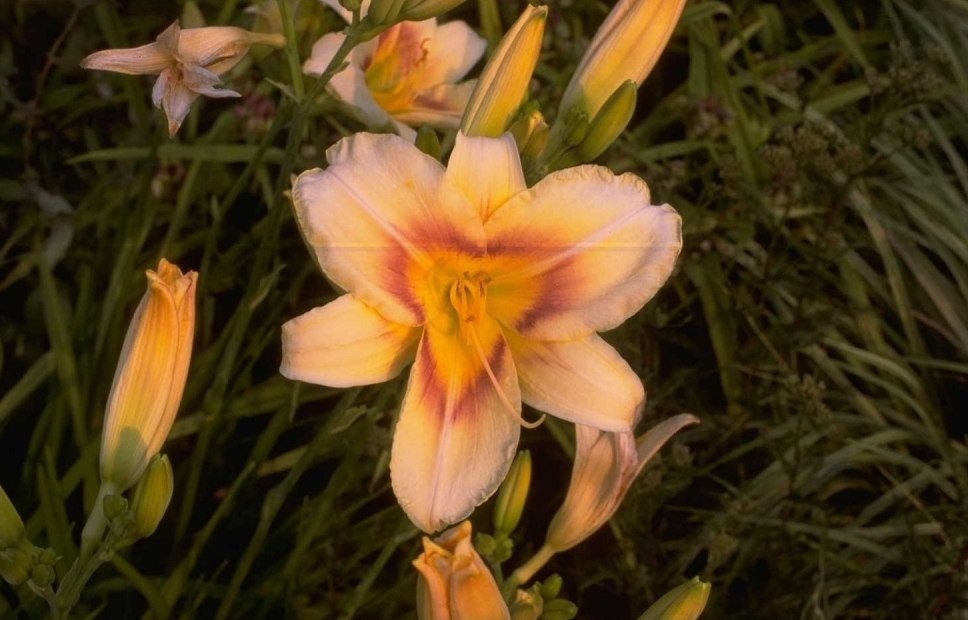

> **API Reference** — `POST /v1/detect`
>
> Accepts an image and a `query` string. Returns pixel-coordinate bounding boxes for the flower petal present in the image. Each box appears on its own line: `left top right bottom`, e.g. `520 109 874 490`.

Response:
158 75 200 137
423 20 487 85
391 315 520 532
506 331 642 432
80 43 172 75
291 133 484 326
445 132 526 222
395 81 476 129
485 165 681 340
281 294 421 388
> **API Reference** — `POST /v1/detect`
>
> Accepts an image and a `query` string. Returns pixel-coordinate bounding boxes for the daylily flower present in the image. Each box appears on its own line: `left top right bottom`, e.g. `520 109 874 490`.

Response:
81 21 285 136
414 521 510 620
281 130 681 532
545 414 699 553
304 0 486 140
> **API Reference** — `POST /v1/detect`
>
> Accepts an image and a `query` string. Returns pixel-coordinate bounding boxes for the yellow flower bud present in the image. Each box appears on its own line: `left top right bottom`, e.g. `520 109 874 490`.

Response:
0 484 26 552
508 108 549 164
461 5 547 137
398 0 468 22
99 259 196 492
414 521 510 620
575 79 637 162
0 484 33 585
493 450 531 540
558 0 686 123
129 454 175 540
637 577 711 620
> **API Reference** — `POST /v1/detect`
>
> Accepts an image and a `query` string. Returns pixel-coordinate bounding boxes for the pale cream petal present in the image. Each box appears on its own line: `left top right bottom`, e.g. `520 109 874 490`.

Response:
305 34 394 129
181 64 241 98
175 27 254 74
484 165 682 341
423 20 487 85
506 331 641 432
280 294 420 387
302 32 346 77
445 132 525 222
629 413 700 483
394 81 476 129
291 133 484 326
391 315 520 532
80 43 172 75
160 79 200 137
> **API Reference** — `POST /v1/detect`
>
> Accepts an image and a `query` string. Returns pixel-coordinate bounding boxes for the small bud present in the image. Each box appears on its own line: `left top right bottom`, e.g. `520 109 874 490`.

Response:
494 450 531 540
539 574 562 600
29 563 56 589
509 586 543 620
103 494 128 521
38 547 58 567
576 80 637 162
0 484 26 551
542 598 578 620
562 109 590 148
339 0 363 12
637 577 711 620
129 454 175 539
508 107 549 163
415 125 443 161
461 5 547 137
0 547 31 586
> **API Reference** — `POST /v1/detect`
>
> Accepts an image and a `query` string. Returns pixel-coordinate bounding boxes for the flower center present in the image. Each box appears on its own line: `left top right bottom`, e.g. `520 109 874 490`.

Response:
448 271 490 345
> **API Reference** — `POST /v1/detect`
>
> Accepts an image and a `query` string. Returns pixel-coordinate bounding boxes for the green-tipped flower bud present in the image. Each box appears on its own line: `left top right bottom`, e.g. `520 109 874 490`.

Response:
542 598 578 620
0 484 35 585
415 125 443 161
637 577 711 620
576 80 637 162
461 5 547 137
365 0 406 26
129 454 174 539
508 107 549 164
397 0 468 22
29 563 56 589
494 450 531 540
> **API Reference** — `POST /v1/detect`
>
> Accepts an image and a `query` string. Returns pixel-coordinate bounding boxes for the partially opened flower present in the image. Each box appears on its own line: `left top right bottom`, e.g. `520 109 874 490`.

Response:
545 414 699 553
304 2 486 140
81 21 284 136
414 521 510 620
281 131 681 532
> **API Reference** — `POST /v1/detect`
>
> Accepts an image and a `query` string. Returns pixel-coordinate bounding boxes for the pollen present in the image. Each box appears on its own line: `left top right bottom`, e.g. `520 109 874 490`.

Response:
448 271 490 344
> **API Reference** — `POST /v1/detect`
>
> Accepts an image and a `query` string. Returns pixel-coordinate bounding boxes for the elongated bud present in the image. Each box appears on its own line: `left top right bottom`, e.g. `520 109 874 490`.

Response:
575 79 637 162
366 0 406 26
637 577 711 620
129 454 174 539
99 259 196 492
508 107 549 163
0 484 26 552
461 5 547 137
415 125 442 161
398 0 468 21
541 598 578 620
493 450 531 540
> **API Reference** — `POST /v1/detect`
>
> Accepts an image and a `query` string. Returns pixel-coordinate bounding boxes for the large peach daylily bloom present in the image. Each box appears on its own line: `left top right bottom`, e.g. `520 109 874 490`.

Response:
304 2 485 140
282 131 681 532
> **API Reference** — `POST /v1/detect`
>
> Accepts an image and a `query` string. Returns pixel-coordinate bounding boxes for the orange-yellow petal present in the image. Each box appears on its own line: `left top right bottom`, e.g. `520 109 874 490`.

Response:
291 133 485 327
281 294 420 388
485 165 681 341
505 331 642 432
391 314 520 532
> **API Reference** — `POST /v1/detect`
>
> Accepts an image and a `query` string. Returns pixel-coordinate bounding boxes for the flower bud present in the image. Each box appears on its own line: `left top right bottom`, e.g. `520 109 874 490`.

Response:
558 0 686 124
545 414 698 553
129 454 175 539
493 450 531 540
0 484 26 553
397 0 468 22
509 587 543 620
461 5 547 137
541 598 578 620
508 107 549 164
0 486 33 586
637 577 711 620
99 259 196 492
415 125 443 161
365 0 406 27
414 521 510 620
575 79 637 162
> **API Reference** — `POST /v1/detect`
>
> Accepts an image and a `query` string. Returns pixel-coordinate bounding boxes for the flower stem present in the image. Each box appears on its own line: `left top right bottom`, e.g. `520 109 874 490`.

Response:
502 543 556 598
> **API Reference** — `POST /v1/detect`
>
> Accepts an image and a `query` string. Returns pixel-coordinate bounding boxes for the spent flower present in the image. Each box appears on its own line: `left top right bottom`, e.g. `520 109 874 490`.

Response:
305 1 485 140
544 414 699 553
282 131 681 532
81 21 284 136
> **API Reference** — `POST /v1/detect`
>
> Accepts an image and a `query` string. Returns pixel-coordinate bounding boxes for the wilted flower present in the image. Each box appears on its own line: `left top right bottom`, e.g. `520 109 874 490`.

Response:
281 131 681 532
545 414 699 553
414 521 510 620
305 0 486 140
81 21 285 136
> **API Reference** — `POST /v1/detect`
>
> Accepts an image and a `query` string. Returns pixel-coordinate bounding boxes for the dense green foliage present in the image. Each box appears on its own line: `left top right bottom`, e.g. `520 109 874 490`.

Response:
1 0 966 618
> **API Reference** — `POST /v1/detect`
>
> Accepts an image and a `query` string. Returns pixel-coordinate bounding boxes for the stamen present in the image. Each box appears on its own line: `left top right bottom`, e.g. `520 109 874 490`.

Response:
468 327 545 430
